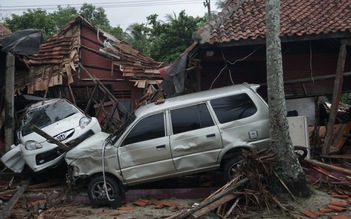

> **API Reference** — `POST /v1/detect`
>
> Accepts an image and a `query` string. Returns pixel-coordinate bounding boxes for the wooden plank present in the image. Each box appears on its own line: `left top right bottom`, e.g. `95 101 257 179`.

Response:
323 41 347 155
305 158 351 175
192 193 236 218
5 53 15 151
176 177 248 219
31 125 70 151
334 121 351 149
0 178 31 219
320 154 351 160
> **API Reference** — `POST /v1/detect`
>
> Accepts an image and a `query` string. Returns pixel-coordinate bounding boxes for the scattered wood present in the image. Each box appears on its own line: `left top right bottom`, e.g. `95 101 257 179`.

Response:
305 158 351 175
168 148 293 219
26 179 63 191
0 178 31 219
312 166 341 181
175 177 249 219
192 193 237 218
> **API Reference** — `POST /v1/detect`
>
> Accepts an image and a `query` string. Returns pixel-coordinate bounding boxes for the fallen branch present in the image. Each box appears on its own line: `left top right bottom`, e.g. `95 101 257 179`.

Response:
173 177 249 219
0 178 31 218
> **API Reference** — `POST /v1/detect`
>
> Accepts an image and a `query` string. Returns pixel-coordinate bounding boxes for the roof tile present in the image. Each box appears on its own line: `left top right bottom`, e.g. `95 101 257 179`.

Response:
202 0 351 44
0 23 11 37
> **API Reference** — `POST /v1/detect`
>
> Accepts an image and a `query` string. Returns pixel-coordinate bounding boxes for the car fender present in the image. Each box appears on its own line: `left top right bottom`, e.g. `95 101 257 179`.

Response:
65 132 124 184
218 142 253 164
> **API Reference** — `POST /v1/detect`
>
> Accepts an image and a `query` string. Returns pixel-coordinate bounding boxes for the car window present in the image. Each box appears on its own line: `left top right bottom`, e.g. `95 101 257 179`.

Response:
122 113 165 146
171 103 214 135
21 100 80 136
210 93 257 124
110 113 136 144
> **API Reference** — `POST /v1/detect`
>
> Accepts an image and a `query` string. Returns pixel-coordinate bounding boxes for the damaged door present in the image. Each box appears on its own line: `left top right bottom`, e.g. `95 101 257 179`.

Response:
118 112 176 184
169 103 222 172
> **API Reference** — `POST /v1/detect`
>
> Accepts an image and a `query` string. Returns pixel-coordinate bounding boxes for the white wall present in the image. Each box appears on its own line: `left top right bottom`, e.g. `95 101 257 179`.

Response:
286 97 316 126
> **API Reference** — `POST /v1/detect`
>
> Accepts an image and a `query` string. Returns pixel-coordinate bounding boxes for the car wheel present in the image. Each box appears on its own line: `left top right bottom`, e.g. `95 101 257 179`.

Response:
88 175 121 208
222 157 241 182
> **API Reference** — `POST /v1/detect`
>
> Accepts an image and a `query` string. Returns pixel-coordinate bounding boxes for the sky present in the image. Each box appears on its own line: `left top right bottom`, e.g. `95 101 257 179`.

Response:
0 0 214 30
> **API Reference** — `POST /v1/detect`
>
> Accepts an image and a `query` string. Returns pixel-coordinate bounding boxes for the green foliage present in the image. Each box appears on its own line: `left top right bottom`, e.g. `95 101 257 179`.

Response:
124 23 150 54
4 4 207 63
149 11 205 62
126 11 205 63
342 93 351 105
4 9 58 39
79 3 110 30
104 26 126 40
3 4 118 40
51 6 78 31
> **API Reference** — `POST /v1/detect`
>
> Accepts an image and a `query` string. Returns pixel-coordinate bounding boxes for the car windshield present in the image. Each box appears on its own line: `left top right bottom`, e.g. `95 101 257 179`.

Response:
110 112 136 144
21 100 80 136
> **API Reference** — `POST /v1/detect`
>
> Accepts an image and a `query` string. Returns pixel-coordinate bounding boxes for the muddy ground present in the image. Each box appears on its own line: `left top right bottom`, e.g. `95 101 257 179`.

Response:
3 170 351 219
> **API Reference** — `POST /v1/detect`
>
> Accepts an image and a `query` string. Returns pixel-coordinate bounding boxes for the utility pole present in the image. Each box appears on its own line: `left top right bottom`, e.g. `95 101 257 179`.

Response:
204 0 211 21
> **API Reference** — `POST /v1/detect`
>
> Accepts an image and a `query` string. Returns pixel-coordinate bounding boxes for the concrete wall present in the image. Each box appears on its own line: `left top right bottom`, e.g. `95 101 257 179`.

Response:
286 97 316 126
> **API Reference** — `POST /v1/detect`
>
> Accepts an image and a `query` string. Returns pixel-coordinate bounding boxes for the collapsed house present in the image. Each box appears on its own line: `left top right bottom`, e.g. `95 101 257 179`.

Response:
0 16 168 153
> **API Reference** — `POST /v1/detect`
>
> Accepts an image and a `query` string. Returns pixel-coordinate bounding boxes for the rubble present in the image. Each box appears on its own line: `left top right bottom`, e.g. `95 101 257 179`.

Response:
1 99 351 218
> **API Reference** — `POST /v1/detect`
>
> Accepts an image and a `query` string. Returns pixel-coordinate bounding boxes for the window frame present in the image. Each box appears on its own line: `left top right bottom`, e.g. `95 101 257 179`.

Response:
121 112 166 146
170 102 215 135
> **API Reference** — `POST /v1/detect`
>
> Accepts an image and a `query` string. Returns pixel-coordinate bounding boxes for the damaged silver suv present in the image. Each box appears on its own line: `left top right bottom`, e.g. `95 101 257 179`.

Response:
65 83 270 207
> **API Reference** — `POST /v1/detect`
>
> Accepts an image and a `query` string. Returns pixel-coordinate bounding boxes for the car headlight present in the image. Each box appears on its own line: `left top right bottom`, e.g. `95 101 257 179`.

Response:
25 140 43 150
79 117 91 129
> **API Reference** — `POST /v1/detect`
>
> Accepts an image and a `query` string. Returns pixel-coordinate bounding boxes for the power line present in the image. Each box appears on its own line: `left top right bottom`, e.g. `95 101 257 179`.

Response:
1 0 205 11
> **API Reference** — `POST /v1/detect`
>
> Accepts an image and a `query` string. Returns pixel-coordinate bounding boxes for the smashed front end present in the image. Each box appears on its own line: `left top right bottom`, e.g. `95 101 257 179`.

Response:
65 132 119 185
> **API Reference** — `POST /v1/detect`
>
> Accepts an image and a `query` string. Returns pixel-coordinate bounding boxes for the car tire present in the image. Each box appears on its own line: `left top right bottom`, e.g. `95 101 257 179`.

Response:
88 175 121 208
222 156 241 182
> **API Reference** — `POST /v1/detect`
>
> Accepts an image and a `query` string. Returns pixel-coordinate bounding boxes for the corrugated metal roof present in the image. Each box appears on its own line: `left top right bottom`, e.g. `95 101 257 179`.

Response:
194 0 351 44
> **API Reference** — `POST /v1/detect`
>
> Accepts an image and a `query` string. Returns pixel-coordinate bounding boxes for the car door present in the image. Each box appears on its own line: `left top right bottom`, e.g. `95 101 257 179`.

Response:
169 103 222 173
209 93 266 148
118 112 176 184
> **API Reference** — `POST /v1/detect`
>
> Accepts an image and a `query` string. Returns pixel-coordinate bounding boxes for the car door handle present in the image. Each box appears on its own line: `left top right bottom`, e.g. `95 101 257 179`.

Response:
206 133 216 138
156 145 166 151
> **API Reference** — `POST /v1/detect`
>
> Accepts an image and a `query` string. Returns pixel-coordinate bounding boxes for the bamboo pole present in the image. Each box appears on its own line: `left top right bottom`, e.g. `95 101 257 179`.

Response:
305 158 351 175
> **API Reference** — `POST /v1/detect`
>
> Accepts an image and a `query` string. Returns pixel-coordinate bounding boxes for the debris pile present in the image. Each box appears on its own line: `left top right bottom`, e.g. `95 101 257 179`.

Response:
167 148 351 219
168 148 300 219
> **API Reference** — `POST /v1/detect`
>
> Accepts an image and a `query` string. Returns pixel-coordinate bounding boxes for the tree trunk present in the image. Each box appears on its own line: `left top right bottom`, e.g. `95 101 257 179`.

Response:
265 0 309 197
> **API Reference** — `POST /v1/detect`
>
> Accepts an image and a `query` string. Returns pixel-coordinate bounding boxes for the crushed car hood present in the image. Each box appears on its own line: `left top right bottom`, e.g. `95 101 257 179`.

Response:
65 132 110 161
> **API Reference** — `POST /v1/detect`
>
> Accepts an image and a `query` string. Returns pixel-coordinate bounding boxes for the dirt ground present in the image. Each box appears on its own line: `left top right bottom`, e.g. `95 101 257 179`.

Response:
5 181 351 219
3 158 351 219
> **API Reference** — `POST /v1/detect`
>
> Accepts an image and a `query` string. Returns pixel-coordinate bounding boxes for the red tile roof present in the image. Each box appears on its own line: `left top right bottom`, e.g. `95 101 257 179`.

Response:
195 0 351 44
20 16 166 94
0 23 11 37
